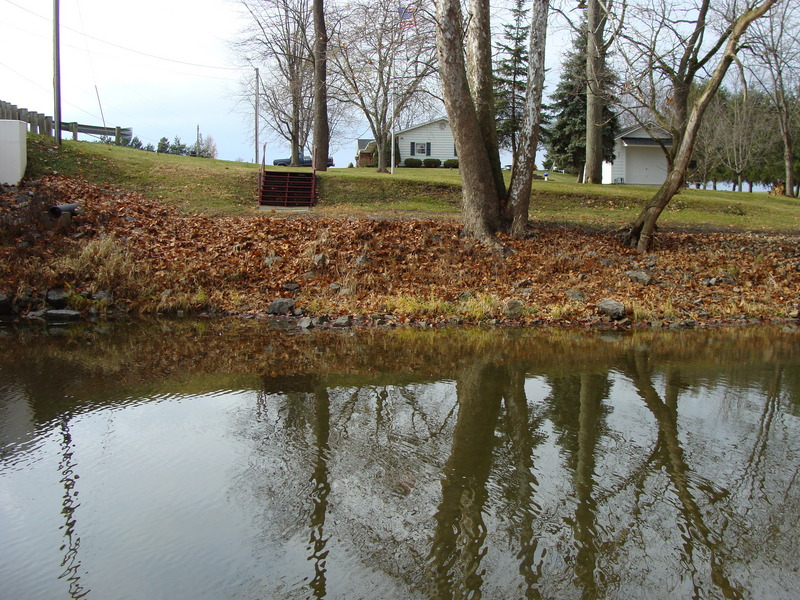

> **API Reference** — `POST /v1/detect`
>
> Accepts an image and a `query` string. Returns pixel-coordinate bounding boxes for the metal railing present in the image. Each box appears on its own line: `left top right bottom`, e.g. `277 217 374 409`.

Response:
0 100 132 144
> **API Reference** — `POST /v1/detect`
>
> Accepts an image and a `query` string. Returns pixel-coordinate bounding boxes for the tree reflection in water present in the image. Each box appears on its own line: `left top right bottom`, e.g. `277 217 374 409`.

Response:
244 328 799 599
2 323 798 599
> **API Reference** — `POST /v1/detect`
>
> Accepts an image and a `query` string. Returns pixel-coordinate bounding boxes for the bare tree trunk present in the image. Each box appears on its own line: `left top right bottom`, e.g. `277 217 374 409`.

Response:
291 96 301 165
624 0 778 252
375 133 389 173
626 160 692 252
466 0 506 203
504 0 549 237
435 0 502 243
779 112 795 197
312 0 329 171
584 0 606 184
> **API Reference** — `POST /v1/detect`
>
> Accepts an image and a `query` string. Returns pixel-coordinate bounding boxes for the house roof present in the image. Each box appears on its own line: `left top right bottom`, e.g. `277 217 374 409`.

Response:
356 118 451 150
615 124 672 147
396 117 449 136
357 138 376 152
621 137 672 147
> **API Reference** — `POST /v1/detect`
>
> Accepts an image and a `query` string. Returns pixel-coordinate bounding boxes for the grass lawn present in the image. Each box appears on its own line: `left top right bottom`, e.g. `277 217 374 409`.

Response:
24 135 800 232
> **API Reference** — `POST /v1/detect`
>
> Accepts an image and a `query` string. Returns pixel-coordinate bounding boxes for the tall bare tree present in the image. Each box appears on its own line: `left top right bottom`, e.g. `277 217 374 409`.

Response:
311 0 330 171
583 0 617 183
746 1 800 196
435 0 549 244
254 66 313 158
504 0 550 237
236 0 313 166
716 87 775 191
467 0 506 202
613 0 781 252
328 0 437 173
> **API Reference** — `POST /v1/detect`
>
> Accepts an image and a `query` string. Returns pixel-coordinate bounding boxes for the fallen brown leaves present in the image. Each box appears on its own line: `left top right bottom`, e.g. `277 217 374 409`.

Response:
2 175 799 327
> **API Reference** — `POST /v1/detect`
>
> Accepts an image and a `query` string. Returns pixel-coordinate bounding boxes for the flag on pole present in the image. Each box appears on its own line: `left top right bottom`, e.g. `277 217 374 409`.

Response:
398 5 416 29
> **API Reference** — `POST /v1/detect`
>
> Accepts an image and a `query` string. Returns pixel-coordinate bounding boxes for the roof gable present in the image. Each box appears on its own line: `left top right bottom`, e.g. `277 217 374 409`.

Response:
396 118 450 136
616 124 671 140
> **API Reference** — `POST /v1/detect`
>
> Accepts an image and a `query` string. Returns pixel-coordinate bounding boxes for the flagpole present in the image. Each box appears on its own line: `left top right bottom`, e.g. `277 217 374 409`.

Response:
390 53 396 175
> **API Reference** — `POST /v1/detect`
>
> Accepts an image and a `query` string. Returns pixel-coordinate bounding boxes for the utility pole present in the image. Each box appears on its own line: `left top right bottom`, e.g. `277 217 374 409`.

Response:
196 124 200 157
53 0 62 145
254 67 260 164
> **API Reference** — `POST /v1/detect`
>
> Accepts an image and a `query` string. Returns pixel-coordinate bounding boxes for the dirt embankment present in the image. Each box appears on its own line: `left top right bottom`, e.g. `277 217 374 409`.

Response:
1 175 799 328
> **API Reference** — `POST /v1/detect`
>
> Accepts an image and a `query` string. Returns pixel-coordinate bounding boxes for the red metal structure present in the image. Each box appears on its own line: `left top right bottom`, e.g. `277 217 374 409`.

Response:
257 150 319 208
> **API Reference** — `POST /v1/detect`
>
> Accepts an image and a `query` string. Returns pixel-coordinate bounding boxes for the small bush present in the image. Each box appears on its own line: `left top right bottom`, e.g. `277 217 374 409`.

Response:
404 158 422 168
443 159 459 169
423 158 442 168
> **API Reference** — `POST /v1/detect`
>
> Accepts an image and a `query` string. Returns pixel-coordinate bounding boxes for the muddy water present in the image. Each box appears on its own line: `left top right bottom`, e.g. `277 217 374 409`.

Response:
1 321 799 599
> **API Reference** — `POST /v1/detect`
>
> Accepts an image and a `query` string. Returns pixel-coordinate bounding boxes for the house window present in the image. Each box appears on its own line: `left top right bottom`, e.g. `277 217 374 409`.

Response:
411 142 429 156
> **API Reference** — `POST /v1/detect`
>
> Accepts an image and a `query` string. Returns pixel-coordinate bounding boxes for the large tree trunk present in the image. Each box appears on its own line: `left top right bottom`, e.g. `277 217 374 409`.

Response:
375 133 389 173
779 111 795 197
466 0 506 204
312 0 330 172
584 0 606 184
435 0 502 243
291 92 301 166
624 0 778 252
504 0 549 237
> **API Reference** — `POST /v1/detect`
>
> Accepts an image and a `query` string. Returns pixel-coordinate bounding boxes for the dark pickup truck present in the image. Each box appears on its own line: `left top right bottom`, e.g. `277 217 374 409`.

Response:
273 155 334 167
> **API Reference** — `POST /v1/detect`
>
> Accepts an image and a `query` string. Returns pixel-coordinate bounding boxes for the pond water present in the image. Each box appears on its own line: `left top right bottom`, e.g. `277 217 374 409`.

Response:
1 321 799 600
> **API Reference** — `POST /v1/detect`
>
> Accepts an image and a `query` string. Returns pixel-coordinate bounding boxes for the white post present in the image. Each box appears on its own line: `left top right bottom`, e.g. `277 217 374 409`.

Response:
254 68 260 164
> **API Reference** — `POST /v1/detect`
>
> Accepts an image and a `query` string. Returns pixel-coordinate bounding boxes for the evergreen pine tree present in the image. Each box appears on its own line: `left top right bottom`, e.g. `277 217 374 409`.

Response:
493 0 529 163
544 23 619 179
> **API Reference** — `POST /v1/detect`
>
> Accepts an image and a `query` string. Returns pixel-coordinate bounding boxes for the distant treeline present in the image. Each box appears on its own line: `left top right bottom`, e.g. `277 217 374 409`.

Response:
112 134 218 159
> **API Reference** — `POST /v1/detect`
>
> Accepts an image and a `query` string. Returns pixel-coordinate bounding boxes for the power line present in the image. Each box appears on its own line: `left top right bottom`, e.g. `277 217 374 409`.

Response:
0 62 102 121
2 0 240 71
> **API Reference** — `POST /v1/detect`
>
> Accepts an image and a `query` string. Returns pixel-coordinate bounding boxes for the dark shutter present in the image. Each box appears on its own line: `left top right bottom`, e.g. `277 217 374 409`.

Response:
410 142 415 156
426 142 431 156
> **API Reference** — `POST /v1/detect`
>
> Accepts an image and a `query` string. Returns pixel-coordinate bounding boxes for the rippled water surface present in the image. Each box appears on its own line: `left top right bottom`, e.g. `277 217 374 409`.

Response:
1 321 799 599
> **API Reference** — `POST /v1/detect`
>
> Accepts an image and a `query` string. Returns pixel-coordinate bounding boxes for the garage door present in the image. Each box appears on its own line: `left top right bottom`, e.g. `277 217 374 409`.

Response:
625 146 667 185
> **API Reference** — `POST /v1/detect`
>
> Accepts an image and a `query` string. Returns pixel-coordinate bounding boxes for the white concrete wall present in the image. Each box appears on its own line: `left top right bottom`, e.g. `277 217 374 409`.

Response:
0 120 27 185
397 119 457 163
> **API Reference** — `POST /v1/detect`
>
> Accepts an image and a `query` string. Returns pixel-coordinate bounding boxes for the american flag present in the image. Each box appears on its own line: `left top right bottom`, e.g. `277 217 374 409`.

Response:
398 5 416 29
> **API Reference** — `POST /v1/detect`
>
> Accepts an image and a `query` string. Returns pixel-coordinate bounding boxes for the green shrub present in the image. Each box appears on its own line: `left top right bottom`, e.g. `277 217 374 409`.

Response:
404 158 423 168
443 159 459 169
423 158 442 168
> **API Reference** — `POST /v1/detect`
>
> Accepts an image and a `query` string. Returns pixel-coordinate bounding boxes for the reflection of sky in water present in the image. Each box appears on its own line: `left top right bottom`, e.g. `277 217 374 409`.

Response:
0 326 799 599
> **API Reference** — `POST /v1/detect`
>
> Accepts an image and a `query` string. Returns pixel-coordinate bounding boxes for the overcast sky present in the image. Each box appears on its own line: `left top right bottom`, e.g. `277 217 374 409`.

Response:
2 0 571 167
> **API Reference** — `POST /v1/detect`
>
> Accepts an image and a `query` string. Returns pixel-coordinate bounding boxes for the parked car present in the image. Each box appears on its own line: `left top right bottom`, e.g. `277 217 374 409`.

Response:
273 155 334 167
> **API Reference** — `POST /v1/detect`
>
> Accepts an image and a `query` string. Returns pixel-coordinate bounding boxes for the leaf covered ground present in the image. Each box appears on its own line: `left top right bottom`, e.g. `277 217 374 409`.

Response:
2 175 799 327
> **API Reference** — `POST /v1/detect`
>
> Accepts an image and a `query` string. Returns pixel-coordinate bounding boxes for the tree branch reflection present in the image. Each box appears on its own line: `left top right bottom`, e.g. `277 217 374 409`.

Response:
625 349 744 600
427 361 504 598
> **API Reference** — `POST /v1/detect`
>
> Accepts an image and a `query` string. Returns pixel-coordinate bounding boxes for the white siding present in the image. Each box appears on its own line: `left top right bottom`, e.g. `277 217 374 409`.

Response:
603 126 669 185
603 138 626 183
397 119 457 164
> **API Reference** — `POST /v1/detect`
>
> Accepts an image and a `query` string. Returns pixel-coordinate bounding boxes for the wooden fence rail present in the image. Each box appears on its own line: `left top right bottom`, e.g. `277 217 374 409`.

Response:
0 100 132 144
